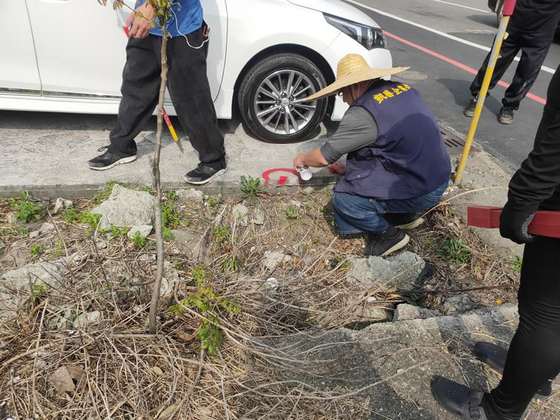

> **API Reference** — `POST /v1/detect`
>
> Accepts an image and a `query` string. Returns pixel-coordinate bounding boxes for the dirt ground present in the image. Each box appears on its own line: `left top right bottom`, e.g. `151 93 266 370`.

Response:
0 185 524 419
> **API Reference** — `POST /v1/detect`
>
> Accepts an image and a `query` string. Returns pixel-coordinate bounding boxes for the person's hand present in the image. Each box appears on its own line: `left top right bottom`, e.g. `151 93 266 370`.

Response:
500 201 536 244
293 153 307 170
127 2 155 39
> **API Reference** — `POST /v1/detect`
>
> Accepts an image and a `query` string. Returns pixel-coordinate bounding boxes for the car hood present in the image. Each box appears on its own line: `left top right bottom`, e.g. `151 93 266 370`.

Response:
286 0 378 27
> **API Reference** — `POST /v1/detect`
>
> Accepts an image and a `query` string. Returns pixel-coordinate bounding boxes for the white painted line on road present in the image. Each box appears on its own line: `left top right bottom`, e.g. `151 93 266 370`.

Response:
430 0 490 14
346 0 556 75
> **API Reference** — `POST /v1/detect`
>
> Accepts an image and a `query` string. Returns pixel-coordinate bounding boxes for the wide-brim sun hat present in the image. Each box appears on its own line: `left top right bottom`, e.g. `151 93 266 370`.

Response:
305 54 409 102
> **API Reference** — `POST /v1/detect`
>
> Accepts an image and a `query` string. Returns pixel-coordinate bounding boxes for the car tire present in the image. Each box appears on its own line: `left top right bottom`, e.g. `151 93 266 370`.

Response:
238 53 329 143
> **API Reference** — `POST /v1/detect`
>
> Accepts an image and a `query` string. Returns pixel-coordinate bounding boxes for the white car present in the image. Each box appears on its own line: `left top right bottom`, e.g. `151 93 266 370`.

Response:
2 0 392 142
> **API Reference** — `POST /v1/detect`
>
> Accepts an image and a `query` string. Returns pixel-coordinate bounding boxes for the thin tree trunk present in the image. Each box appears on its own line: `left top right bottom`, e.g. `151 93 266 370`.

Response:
148 29 169 334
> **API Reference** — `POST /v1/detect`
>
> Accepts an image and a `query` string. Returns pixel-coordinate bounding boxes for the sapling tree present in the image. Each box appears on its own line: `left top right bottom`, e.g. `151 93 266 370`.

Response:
98 0 172 333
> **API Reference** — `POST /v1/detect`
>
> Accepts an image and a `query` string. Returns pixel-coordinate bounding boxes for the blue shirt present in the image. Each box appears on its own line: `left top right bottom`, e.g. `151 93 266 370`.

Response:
135 0 203 38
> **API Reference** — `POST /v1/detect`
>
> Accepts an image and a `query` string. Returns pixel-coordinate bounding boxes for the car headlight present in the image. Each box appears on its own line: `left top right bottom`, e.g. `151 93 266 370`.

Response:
324 14 386 50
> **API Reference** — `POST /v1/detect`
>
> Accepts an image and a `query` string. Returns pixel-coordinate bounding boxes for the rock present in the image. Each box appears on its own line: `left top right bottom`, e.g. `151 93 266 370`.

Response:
252 209 265 225
289 200 302 208
160 262 181 299
49 367 75 395
344 302 393 327
6 212 17 224
92 184 156 230
53 198 73 215
47 308 74 330
346 252 427 291
1 257 70 291
29 222 55 238
127 225 153 240
29 230 40 239
233 204 249 226
73 311 101 330
303 187 315 195
263 277 280 294
171 229 203 257
394 304 440 321
0 240 5 254
443 294 477 315
176 189 204 205
263 251 292 271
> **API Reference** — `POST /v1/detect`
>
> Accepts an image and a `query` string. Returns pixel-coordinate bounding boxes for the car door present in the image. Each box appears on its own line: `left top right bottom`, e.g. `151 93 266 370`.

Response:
25 0 128 97
24 0 227 102
0 1 41 92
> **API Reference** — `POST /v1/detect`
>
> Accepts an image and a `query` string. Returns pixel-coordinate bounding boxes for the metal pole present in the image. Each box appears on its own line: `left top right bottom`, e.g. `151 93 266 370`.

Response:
454 0 517 184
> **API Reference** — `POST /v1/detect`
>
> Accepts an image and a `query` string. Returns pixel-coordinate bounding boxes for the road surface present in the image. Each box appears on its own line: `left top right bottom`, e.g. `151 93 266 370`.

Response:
350 0 559 169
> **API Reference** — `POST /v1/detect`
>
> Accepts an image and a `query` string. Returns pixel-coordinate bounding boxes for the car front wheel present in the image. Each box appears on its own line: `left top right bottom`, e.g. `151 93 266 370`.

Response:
238 53 329 142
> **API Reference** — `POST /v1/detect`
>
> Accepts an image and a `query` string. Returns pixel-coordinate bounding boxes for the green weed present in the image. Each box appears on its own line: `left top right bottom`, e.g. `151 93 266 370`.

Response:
93 182 117 204
163 227 174 241
213 225 231 245
192 265 207 287
131 232 147 249
221 255 239 273
240 176 264 198
512 256 523 273
439 238 472 264
206 195 222 210
79 211 102 235
30 244 44 258
62 208 80 223
31 282 48 301
109 225 129 238
9 192 43 223
285 206 299 220
162 202 181 229
168 279 240 355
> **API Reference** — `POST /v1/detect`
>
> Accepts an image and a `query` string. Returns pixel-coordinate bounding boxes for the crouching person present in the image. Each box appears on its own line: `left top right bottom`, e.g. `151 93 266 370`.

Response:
293 54 451 257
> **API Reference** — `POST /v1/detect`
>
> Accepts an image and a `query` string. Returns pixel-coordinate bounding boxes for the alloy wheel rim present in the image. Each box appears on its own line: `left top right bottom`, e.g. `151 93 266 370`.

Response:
254 69 319 136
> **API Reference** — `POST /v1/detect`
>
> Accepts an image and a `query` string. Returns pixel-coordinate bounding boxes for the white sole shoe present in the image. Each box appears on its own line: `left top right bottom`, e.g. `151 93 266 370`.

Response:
184 168 227 185
396 217 425 230
381 234 410 257
89 155 137 171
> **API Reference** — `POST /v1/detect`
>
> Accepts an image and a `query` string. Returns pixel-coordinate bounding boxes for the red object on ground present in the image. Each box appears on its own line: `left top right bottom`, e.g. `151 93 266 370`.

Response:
262 168 300 186
502 0 517 17
467 206 560 239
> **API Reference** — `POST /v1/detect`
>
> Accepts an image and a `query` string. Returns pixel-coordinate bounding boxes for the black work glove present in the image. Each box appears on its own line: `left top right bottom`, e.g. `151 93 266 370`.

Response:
500 201 536 244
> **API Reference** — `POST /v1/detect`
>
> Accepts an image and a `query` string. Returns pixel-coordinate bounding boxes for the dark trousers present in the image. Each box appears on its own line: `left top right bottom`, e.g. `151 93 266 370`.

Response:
483 236 560 419
110 25 225 165
470 31 552 110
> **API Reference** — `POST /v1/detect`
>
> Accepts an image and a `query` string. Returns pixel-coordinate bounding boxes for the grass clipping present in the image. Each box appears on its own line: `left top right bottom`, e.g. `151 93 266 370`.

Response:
0 187 519 419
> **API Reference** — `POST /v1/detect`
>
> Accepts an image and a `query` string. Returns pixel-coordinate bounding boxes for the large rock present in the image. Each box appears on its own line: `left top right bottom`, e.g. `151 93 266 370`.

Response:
0 254 85 318
394 303 440 321
176 188 204 205
346 252 427 291
73 311 102 330
92 185 156 230
263 305 519 419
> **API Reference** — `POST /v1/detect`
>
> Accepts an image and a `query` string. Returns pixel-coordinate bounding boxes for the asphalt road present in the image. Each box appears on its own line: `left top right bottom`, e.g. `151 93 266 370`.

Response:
350 0 559 170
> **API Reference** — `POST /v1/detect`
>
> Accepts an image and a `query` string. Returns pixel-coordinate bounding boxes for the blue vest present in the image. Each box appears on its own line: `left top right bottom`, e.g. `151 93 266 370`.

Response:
334 81 451 200
135 0 203 38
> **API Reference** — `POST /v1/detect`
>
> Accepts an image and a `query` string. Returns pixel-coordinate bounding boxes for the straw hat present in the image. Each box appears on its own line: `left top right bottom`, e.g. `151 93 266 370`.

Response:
305 54 409 101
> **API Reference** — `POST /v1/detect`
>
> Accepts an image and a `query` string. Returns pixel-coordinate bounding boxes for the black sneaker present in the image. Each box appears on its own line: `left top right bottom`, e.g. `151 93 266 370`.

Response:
464 97 478 117
88 147 137 171
365 226 410 257
384 213 425 230
184 161 226 185
498 107 514 125
473 342 553 397
431 376 488 420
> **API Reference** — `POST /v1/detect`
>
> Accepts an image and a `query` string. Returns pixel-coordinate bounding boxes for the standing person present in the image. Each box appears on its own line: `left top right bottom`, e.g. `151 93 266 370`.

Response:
293 54 451 257
432 65 560 419
89 0 227 185
464 0 560 125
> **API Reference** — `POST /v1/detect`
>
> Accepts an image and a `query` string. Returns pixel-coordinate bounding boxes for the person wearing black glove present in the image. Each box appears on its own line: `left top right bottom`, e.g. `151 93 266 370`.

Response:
432 65 560 419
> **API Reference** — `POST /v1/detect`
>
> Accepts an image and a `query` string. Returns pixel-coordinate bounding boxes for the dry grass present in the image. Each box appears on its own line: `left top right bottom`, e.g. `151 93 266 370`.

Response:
0 187 523 419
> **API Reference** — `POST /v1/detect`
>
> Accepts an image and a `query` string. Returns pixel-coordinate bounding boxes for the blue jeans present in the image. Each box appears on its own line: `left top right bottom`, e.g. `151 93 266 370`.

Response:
332 182 448 235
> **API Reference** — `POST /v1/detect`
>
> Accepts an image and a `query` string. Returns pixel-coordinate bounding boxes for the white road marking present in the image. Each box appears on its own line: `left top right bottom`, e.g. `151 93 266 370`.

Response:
346 0 556 75
430 0 490 14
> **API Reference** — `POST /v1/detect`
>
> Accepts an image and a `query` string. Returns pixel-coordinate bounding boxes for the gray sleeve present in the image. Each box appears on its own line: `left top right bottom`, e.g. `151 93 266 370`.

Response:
320 106 378 164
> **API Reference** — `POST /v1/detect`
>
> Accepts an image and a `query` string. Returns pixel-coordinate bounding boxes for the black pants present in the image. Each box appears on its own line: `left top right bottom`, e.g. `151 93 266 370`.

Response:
110 25 225 165
470 31 552 110
483 237 560 419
